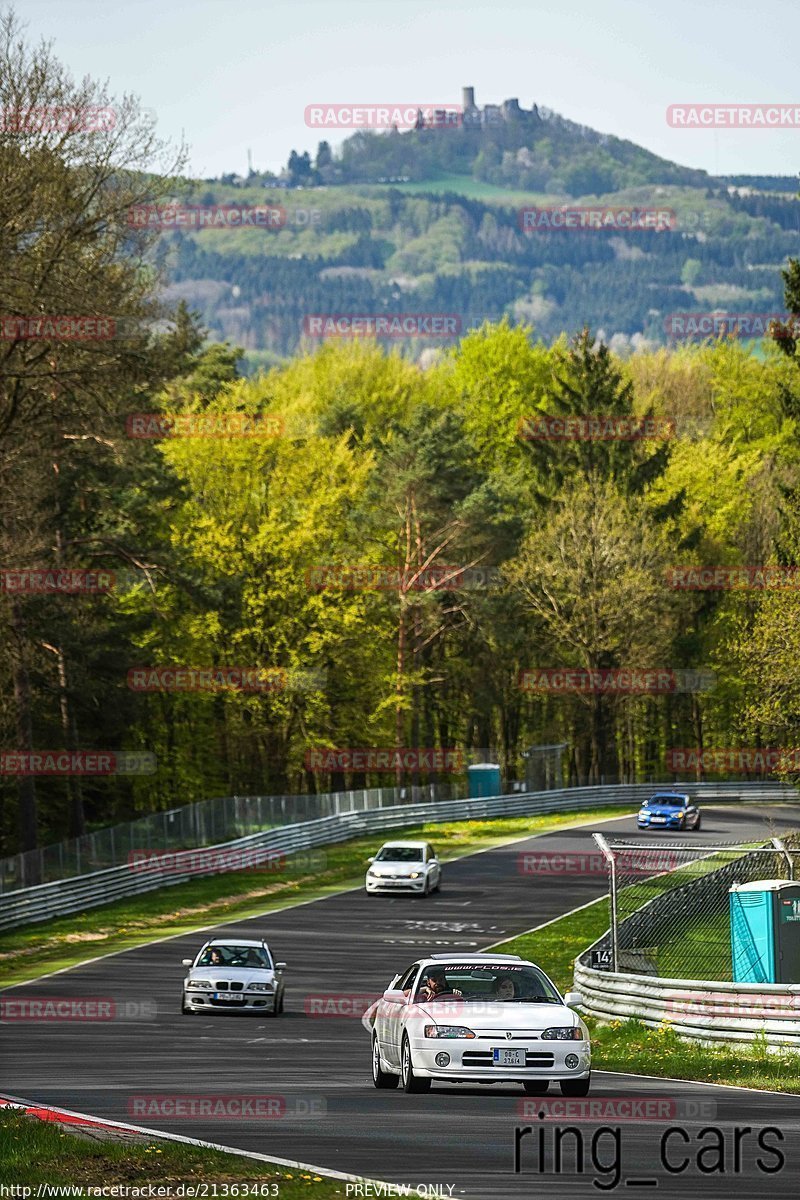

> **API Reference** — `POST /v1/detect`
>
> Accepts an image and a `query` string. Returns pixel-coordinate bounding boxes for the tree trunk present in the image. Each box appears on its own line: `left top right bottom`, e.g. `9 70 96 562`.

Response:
56 646 85 837
10 598 38 854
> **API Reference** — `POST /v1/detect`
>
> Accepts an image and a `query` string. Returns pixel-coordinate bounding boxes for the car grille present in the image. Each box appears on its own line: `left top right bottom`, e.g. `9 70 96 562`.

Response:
476 1032 542 1040
461 1051 555 1067
214 981 244 991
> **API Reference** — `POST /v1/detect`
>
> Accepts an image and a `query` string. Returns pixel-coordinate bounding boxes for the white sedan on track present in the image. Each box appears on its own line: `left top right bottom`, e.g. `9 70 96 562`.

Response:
365 840 442 896
181 937 286 1016
363 953 590 1095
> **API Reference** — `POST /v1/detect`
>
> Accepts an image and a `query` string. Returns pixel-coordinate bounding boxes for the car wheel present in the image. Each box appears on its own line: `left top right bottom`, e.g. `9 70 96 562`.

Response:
372 1036 399 1089
433 874 441 893
180 993 193 1015
694 815 702 830
422 877 430 897
560 1075 591 1097
401 1035 431 1093
278 990 285 1014
522 1080 549 1095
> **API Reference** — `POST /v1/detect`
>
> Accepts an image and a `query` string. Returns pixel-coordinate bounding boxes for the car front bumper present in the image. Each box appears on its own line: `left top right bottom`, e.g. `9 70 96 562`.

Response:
366 876 427 892
408 1036 591 1080
184 989 278 1011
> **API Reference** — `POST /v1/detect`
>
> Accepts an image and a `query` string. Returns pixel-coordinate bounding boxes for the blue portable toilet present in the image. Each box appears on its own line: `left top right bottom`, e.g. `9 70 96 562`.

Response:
730 879 800 984
468 763 502 799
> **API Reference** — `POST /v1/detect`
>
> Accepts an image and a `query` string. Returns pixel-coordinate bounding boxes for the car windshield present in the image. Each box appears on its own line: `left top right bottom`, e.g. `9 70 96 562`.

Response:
413 964 560 1003
198 945 270 968
647 797 686 809
375 846 423 862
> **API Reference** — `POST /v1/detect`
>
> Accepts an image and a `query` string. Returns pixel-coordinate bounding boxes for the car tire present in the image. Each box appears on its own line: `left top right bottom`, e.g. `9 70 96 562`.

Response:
180 993 193 1014
278 990 285 1014
560 1075 591 1097
694 816 702 830
422 877 430 897
401 1035 431 1093
522 1080 549 1095
372 1036 399 1089
267 994 280 1017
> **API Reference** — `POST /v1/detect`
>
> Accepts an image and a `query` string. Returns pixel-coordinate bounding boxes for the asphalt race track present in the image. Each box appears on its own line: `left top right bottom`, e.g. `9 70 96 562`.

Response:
3 804 800 1199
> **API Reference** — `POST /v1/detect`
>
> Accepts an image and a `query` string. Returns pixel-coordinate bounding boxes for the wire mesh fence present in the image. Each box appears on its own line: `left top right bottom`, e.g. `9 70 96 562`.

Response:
594 831 800 981
0 781 458 893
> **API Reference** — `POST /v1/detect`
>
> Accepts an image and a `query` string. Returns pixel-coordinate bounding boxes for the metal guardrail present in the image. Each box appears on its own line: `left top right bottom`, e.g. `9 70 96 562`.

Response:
575 951 800 1048
0 782 458 893
0 780 796 931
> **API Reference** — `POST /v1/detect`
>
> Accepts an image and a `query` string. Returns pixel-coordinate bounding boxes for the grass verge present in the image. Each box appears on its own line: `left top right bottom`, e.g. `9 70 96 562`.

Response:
491 898 800 1092
0 1106 347 1192
0 807 626 987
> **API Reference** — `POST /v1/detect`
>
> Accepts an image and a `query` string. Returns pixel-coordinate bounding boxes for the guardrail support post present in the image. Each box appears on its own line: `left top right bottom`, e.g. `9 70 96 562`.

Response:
593 832 618 973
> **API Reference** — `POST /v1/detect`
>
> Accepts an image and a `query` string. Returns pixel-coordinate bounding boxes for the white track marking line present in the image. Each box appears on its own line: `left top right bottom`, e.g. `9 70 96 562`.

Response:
0 1092 391 1183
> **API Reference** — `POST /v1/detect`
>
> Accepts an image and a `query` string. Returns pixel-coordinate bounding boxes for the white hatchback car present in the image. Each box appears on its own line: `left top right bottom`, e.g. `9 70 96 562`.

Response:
181 937 286 1016
365 840 442 896
363 953 590 1095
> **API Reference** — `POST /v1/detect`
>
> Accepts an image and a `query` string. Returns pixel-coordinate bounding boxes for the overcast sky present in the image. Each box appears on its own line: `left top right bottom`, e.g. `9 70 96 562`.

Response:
18 0 800 180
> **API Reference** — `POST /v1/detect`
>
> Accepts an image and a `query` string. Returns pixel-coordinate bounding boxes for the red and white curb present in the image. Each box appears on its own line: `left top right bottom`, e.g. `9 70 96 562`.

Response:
0 1094 391 1185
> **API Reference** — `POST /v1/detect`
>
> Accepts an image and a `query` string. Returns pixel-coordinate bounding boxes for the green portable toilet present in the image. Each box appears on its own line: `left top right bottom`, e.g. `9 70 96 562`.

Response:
468 762 502 798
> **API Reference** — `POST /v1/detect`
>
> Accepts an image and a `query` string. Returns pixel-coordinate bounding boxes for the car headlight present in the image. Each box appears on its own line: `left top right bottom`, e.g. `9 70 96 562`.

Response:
541 1026 583 1040
409 871 421 879
423 1025 475 1039
247 982 273 992
367 869 378 876
189 979 213 990
638 809 648 817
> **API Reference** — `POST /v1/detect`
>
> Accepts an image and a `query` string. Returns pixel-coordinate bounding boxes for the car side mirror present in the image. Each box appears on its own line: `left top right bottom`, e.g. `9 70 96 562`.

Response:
382 988 407 1003
564 991 582 1007
181 959 193 967
275 962 287 971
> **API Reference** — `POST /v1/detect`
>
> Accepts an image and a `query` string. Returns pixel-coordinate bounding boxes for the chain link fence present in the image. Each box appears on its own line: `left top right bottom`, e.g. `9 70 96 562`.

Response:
593 830 800 980
0 782 458 893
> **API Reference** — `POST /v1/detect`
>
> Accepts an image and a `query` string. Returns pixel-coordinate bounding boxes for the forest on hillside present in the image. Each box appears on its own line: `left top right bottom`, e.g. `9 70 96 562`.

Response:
4 13 800 856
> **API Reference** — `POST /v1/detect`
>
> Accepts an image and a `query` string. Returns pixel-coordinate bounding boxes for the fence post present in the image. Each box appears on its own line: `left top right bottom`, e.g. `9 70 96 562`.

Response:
772 837 794 880
593 833 618 973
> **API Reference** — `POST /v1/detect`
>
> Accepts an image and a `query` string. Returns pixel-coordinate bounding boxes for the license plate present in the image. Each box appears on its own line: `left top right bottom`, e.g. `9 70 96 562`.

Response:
650 816 666 824
492 1047 525 1067
214 992 244 1002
